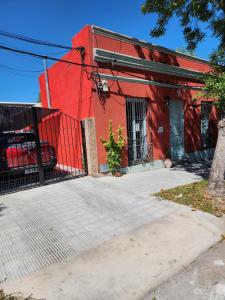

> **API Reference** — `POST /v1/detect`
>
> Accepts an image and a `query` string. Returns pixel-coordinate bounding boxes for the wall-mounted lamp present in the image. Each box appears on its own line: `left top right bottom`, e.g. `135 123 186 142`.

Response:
190 98 199 109
164 96 170 108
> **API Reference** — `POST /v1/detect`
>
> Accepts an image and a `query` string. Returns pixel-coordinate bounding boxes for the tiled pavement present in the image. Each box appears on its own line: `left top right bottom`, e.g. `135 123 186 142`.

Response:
0 167 202 282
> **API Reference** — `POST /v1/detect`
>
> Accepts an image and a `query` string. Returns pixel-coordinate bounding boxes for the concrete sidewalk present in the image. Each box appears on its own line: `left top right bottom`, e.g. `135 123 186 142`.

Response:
1 165 225 299
3 205 224 300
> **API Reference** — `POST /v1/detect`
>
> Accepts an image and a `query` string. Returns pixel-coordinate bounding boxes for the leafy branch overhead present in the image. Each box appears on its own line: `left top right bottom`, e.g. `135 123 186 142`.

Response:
142 0 225 50
201 49 225 116
141 1 225 198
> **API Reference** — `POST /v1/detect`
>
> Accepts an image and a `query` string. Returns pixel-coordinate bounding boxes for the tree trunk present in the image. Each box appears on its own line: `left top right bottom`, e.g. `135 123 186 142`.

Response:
208 118 225 197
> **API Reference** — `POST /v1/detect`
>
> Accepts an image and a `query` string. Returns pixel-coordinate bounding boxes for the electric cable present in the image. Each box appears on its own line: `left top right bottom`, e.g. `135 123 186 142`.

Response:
0 43 203 89
0 66 40 78
0 30 82 51
0 63 43 73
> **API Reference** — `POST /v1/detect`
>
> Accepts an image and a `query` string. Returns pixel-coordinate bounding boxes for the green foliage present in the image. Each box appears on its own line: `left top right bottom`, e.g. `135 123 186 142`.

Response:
0 289 36 299
202 73 225 113
141 0 225 51
100 121 125 174
201 49 225 117
210 48 225 73
175 46 196 57
155 180 225 217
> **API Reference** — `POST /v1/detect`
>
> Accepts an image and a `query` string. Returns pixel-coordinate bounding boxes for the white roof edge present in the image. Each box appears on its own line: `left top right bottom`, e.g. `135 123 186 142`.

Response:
0 102 35 106
93 48 202 74
92 25 209 64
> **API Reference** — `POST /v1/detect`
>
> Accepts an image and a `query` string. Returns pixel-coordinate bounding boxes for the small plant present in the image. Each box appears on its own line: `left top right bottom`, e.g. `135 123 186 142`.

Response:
100 121 125 175
0 289 39 300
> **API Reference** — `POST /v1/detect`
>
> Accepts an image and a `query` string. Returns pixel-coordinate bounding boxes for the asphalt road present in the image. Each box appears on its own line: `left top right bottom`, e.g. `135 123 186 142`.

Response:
147 240 225 300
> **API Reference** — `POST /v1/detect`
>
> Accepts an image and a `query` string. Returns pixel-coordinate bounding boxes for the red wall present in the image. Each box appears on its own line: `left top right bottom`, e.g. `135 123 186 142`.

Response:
39 25 217 170
91 28 216 166
39 26 93 169
39 25 94 120
38 113 84 171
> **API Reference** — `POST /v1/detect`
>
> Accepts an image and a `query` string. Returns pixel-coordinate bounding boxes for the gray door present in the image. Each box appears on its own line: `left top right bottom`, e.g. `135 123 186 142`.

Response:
169 100 185 160
201 101 211 149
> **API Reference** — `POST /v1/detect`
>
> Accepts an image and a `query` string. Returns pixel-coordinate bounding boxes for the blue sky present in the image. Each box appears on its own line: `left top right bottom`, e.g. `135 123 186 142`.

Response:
0 0 219 103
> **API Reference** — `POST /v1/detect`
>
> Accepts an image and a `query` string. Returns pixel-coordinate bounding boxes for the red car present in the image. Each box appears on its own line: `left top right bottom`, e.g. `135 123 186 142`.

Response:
0 131 57 176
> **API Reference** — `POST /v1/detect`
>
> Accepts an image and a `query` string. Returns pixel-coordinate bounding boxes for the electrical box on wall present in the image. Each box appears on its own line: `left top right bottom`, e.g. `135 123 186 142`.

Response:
97 80 109 93
158 126 164 133
102 80 109 92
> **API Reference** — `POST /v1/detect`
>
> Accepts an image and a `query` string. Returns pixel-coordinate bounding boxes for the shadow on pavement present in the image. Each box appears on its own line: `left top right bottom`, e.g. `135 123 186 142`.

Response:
171 160 212 180
0 203 7 217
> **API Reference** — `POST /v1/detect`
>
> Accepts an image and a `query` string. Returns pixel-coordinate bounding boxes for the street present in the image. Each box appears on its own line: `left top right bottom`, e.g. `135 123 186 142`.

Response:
148 240 225 300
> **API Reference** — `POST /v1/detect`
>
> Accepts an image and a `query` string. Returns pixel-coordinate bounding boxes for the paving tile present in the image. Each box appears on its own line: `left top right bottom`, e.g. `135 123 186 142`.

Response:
0 167 195 282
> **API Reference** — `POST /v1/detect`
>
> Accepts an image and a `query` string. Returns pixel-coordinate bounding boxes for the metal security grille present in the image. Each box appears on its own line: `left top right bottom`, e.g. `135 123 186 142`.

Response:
0 105 87 194
126 98 148 165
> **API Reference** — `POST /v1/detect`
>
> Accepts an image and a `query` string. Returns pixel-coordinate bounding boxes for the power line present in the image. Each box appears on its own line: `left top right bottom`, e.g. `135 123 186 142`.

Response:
0 30 82 51
0 44 134 77
0 43 203 89
0 40 69 56
0 66 40 78
0 64 43 73
0 41 43 65
0 44 106 70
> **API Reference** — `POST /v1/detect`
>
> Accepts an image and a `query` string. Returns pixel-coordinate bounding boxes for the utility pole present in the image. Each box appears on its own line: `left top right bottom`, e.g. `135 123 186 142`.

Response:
43 57 51 108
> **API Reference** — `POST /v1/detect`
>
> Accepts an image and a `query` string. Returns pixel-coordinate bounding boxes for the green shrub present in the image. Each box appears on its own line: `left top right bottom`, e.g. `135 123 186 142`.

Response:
100 121 125 174
0 289 36 300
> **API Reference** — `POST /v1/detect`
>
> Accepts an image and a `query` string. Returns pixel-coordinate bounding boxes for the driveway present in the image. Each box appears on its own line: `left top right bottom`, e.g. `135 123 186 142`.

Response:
0 163 224 299
0 166 201 282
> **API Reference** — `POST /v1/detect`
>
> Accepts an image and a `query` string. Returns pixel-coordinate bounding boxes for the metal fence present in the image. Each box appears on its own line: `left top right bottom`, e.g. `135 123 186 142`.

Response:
0 105 87 194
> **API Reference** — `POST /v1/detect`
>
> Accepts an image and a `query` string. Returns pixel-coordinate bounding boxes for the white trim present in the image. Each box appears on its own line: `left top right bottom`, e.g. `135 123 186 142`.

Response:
0 102 35 106
94 48 202 80
99 73 202 90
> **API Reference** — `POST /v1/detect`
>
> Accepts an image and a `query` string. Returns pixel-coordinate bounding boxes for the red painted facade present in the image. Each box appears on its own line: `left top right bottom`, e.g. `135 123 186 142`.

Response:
39 25 217 171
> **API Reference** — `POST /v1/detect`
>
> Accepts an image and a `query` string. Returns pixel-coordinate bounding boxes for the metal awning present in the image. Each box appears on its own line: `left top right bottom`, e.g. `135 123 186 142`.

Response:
94 48 203 80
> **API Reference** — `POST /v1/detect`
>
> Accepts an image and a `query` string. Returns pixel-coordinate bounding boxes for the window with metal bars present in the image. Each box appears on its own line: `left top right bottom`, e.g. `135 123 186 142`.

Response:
126 98 148 166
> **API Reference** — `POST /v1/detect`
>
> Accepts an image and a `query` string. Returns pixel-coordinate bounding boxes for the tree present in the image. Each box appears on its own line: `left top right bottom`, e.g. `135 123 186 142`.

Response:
141 0 225 51
201 49 225 196
175 46 196 57
141 0 225 197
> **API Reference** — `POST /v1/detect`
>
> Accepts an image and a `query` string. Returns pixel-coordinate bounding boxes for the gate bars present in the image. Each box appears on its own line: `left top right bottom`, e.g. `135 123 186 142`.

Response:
0 105 87 194
126 98 152 166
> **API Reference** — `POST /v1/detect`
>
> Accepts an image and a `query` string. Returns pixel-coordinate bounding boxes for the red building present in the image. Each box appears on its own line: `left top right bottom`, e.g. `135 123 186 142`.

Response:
39 25 217 173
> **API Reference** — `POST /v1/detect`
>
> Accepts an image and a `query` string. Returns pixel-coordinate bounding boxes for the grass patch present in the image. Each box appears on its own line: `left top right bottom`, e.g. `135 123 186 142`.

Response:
155 180 225 217
0 290 40 300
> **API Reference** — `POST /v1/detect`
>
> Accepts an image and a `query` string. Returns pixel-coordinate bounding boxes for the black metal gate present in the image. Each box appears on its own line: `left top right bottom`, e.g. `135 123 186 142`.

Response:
0 105 87 194
126 98 148 165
